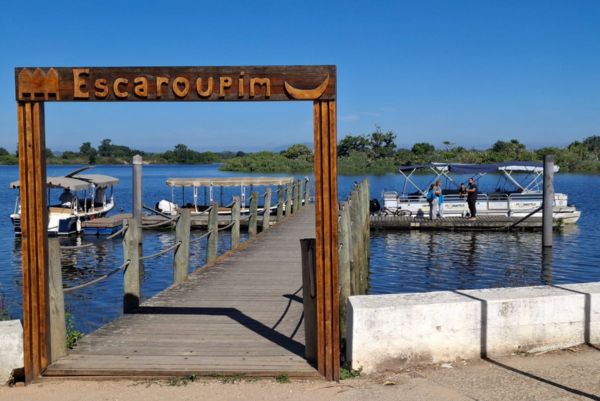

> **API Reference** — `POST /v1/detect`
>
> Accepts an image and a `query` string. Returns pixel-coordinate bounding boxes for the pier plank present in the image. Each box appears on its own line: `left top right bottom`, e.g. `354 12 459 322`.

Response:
46 207 318 378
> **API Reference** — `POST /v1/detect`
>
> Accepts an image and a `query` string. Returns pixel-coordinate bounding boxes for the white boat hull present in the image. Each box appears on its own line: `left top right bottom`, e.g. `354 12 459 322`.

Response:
381 192 581 224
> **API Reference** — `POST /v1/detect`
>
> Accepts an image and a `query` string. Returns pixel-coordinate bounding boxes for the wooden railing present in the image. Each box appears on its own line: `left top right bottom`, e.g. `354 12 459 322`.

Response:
47 178 311 364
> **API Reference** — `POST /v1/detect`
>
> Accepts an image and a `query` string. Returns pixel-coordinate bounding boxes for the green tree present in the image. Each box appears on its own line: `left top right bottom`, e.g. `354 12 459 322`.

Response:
337 135 370 157
98 138 113 157
80 142 98 164
0 147 9 156
411 142 435 155
281 144 312 159
369 127 396 159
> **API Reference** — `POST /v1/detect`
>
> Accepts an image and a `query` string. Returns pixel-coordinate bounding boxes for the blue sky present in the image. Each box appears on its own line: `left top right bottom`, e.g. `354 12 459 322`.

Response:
0 0 599 152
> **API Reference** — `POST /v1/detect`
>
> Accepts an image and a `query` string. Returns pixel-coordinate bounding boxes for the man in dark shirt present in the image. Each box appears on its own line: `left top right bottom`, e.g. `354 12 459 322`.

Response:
466 177 478 219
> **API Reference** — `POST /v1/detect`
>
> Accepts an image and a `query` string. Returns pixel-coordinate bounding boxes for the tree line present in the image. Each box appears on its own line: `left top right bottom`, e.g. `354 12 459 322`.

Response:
1 131 599 174
0 139 246 165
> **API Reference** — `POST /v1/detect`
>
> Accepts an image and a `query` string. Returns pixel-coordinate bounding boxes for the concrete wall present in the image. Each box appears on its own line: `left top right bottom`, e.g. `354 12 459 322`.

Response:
0 320 23 385
347 283 600 373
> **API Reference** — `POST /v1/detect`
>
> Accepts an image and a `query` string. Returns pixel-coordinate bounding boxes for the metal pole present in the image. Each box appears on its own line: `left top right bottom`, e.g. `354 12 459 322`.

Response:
132 154 143 238
542 154 554 248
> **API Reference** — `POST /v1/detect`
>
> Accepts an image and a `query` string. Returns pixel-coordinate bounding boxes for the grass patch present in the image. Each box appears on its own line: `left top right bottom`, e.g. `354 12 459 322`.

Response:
211 373 246 384
275 374 290 383
167 374 197 386
65 312 83 349
340 366 361 380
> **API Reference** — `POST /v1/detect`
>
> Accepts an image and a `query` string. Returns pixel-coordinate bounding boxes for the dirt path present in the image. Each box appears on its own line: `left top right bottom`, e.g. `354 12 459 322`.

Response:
2 346 599 401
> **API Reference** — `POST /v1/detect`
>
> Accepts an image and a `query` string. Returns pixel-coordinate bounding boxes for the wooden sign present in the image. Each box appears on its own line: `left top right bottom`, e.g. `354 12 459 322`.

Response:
15 66 336 102
16 64 339 382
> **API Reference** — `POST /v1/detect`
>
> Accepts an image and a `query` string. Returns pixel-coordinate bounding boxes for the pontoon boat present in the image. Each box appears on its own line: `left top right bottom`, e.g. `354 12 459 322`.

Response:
380 162 580 223
10 167 119 236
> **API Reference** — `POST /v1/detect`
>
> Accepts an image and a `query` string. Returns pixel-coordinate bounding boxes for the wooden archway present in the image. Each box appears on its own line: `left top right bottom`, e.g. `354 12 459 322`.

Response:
15 66 339 381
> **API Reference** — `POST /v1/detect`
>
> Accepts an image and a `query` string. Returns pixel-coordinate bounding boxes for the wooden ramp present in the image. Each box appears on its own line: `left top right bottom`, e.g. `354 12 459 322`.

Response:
47 207 318 378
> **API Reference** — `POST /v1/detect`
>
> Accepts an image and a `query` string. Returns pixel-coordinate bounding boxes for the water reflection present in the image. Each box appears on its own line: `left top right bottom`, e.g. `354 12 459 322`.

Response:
370 228 600 295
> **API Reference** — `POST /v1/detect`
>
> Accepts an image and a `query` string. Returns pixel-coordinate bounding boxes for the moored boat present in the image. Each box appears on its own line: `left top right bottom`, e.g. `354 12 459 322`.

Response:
379 162 581 223
10 167 119 236
156 177 298 216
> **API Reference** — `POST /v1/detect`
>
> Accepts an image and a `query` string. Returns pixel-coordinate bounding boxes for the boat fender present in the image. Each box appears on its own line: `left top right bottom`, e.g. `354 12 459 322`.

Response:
157 199 178 216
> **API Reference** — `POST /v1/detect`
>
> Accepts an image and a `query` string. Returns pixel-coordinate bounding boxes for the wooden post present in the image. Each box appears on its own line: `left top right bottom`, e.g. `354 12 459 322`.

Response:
292 181 298 214
298 179 305 209
207 202 218 264
123 218 141 313
313 99 340 381
17 101 50 381
349 190 361 295
249 191 258 238
48 238 66 363
132 155 143 238
276 185 284 222
338 203 351 344
360 180 370 294
285 183 292 216
304 177 310 205
173 209 190 284
300 238 317 363
231 196 240 250
262 188 271 231
543 155 554 248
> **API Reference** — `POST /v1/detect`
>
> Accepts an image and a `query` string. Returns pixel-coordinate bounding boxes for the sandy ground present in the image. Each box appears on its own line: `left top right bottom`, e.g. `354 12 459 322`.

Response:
2 346 599 401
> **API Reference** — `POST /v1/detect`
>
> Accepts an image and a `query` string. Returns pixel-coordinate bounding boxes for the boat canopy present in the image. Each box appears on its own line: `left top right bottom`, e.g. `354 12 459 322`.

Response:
10 174 118 190
398 161 559 174
10 176 92 191
166 177 295 188
74 174 119 187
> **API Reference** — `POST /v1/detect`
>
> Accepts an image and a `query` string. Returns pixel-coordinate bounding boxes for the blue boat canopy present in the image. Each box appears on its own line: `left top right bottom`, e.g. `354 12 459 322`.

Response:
398 161 559 174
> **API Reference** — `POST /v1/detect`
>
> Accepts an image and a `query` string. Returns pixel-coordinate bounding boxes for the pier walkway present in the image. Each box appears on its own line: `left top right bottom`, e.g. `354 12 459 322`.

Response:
46 207 318 378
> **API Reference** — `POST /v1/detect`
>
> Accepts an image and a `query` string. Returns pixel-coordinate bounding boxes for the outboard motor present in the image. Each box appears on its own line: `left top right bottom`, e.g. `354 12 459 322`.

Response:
156 199 178 216
369 198 381 214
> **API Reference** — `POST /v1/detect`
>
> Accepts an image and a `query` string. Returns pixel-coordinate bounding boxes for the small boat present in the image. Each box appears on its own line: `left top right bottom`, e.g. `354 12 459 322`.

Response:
10 167 119 236
380 162 581 223
155 177 296 216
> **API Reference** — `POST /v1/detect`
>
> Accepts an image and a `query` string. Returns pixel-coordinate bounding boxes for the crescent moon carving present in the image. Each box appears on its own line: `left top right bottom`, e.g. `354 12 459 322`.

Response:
284 74 330 100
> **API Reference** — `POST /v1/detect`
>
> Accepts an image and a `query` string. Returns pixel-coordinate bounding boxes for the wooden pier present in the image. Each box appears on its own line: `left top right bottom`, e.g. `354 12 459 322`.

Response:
46 206 318 378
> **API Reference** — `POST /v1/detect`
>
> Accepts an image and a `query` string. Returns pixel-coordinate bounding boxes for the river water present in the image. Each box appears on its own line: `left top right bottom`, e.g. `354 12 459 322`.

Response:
0 164 598 333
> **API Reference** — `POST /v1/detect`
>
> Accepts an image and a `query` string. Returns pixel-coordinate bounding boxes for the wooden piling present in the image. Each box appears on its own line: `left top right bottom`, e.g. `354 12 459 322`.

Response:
276 185 284 222
304 177 310 205
231 196 240 250
263 188 271 231
360 181 370 294
286 183 292 216
207 202 218 264
123 219 140 313
48 238 66 363
132 155 143 239
249 191 258 237
173 209 190 284
543 154 554 248
298 179 303 209
337 203 351 341
298 179 304 209
300 238 317 363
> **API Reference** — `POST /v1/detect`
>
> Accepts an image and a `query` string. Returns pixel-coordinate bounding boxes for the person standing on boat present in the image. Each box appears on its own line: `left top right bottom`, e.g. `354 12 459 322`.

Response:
59 188 75 207
427 184 438 220
435 179 444 218
459 183 467 199
467 178 478 219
